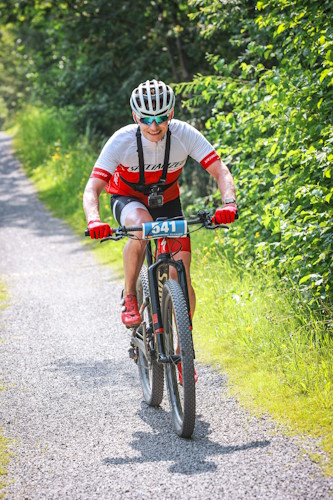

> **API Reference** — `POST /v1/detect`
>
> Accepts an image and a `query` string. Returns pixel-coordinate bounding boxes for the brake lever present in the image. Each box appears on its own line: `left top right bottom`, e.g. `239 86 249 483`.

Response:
205 222 229 230
100 235 123 243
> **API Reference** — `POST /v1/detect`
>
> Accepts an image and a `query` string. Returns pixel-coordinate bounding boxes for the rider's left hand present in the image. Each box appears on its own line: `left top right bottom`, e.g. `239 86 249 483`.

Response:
214 205 238 224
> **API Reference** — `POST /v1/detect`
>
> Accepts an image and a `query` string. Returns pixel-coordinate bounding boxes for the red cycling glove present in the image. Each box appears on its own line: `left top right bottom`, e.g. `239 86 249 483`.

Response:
214 205 238 224
88 220 111 239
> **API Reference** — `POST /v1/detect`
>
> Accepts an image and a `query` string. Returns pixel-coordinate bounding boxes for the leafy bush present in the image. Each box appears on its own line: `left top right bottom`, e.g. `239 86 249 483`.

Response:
179 0 333 308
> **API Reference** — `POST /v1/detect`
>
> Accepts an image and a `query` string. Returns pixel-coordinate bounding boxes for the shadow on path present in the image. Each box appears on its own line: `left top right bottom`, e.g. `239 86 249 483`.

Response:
104 402 270 475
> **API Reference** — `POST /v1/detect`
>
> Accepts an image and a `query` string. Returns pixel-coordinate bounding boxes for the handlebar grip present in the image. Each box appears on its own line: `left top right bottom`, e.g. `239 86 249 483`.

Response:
85 229 90 237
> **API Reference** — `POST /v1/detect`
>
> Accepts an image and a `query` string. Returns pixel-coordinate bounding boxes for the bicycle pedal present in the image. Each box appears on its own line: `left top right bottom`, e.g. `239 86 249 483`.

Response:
128 347 138 362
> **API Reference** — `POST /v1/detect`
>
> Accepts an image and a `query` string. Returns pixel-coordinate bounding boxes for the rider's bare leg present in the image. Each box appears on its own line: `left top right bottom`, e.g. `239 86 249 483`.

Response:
122 208 153 296
169 250 196 317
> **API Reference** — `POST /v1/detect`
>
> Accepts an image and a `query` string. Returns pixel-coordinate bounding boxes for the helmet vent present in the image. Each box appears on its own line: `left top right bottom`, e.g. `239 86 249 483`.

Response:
130 79 175 118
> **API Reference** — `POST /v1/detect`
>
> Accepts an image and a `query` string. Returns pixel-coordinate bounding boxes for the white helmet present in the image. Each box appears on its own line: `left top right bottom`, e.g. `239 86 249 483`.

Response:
130 79 175 118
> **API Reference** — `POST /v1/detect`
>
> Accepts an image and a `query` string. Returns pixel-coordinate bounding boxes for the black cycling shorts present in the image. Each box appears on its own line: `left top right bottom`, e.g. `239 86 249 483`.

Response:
110 195 191 253
110 195 184 225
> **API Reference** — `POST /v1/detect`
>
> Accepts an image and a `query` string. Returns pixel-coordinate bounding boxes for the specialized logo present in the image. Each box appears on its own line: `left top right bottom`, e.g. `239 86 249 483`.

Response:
158 269 169 302
160 239 167 253
127 160 184 173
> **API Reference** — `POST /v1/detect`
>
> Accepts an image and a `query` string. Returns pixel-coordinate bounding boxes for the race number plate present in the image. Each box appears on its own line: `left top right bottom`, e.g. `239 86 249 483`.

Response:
142 220 187 239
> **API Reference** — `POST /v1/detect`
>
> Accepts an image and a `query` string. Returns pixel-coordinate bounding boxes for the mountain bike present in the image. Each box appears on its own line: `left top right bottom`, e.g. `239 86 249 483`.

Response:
86 210 228 438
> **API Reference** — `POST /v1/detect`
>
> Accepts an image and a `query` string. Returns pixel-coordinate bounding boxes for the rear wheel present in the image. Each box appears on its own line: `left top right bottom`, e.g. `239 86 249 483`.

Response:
136 265 164 406
162 279 195 438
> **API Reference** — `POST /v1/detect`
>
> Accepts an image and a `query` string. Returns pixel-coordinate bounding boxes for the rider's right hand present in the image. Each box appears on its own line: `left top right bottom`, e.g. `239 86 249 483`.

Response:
87 220 111 239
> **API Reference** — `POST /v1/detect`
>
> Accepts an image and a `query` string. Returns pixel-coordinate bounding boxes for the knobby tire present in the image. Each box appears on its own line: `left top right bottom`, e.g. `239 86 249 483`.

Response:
162 280 196 438
136 265 164 406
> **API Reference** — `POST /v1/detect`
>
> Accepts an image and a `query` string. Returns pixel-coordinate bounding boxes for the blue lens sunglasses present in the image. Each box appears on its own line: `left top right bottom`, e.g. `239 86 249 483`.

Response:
140 115 169 125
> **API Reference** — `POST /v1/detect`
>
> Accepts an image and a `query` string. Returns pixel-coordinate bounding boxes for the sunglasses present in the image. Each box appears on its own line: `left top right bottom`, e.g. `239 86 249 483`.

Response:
140 115 169 125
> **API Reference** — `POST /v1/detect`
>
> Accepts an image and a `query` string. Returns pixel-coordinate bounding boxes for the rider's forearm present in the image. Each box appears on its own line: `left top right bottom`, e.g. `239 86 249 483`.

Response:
217 164 237 203
83 178 108 222
83 186 101 222
207 160 237 204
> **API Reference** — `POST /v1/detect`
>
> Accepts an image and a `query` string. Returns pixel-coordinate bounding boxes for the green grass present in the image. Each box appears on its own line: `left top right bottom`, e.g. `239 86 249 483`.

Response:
11 105 333 475
190 229 333 474
0 279 11 495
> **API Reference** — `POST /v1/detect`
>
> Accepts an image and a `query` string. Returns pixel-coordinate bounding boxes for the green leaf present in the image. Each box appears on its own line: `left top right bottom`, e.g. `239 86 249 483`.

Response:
325 192 333 203
267 142 278 158
268 163 281 175
286 149 299 159
320 69 332 83
299 275 312 285
276 23 287 35
257 1 264 11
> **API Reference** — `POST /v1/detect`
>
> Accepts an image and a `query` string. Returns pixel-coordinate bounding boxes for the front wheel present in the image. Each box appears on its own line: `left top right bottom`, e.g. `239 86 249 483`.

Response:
162 280 196 438
136 266 164 406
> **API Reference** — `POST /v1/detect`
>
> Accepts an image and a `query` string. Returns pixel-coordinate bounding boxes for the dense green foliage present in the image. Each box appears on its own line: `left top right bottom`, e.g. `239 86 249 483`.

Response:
1 3 332 304
0 0 227 134
0 26 31 126
180 0 333 308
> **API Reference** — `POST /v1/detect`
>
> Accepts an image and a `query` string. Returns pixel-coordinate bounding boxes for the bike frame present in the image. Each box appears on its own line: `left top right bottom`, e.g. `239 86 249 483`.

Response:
144 238 192 364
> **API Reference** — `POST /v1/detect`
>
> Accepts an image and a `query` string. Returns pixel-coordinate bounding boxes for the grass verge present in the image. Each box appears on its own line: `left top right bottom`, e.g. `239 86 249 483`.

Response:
10 105 333 475
190 230 333 474
0 279 11 495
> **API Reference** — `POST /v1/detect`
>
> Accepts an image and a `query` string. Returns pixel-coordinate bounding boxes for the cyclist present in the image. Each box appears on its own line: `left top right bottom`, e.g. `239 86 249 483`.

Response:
83 79 237 329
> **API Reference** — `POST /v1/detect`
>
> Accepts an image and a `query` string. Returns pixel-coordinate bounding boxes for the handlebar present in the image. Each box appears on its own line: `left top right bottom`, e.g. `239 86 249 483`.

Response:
85 210 230 241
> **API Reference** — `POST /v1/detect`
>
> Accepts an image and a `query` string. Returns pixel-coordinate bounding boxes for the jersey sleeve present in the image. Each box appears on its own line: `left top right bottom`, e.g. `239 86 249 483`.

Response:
180 122 220 169
90 132 121 182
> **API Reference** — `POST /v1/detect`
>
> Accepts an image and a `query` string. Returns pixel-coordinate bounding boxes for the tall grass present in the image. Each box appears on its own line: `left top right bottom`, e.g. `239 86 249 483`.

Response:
11 105 333 474
190 229 333 473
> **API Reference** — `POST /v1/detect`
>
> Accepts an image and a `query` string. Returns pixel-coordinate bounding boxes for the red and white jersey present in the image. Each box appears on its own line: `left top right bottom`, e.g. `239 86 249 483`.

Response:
90 119 220 205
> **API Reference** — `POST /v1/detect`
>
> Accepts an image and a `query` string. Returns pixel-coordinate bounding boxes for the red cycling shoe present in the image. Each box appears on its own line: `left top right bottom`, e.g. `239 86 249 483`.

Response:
177 362 198 386
121 293 141 327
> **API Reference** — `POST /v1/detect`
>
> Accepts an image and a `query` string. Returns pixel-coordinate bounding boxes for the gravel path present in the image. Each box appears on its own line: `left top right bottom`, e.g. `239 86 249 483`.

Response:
0 132 332 499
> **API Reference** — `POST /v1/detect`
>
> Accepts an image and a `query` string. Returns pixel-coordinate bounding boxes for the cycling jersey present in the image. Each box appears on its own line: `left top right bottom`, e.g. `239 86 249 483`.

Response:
90 119 220 205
